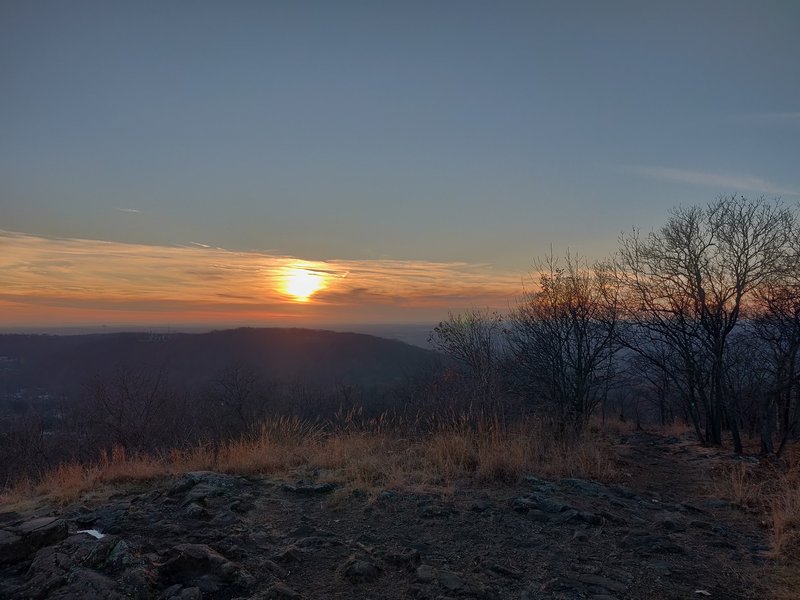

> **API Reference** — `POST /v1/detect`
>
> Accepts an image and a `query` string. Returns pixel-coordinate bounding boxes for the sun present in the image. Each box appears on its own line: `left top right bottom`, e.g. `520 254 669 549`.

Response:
282 267 326 302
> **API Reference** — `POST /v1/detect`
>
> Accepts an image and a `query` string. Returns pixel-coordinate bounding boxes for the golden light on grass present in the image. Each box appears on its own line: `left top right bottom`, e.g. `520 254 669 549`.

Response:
0 415 618 506
282 267 327 302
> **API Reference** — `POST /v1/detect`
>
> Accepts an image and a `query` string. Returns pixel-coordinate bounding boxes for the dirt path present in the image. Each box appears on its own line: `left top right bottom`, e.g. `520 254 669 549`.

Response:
612 430 772 596
617 430 734 499
0 431 776 599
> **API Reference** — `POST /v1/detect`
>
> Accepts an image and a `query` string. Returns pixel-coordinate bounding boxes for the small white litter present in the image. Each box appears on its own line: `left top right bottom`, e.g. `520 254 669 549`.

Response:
77 529 105 540
694 591 711 597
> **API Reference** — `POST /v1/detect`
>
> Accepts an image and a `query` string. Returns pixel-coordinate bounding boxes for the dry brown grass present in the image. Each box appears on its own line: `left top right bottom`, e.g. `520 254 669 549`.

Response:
587 417 637 436
652 420 694 438
709 443 800 598
769 447 800 560
0 414 618 507
770 483 800 557
714 452 800 561
713 462 767 510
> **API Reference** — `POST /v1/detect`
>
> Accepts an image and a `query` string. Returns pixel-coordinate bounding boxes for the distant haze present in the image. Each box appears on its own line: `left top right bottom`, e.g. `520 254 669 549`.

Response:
0 322 436 349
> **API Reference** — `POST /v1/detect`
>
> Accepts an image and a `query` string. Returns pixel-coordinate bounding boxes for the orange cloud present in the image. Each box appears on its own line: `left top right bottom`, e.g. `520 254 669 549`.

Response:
0 231 523 327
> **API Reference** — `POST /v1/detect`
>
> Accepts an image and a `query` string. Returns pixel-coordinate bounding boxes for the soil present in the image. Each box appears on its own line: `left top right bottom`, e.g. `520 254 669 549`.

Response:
0 431 776 599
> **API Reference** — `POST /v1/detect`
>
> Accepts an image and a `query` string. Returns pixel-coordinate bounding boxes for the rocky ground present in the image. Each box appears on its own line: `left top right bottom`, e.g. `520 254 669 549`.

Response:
0 431 775 599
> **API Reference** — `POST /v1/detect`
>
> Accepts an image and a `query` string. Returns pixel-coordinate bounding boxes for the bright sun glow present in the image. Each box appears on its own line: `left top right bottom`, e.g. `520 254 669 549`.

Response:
282 267 326 302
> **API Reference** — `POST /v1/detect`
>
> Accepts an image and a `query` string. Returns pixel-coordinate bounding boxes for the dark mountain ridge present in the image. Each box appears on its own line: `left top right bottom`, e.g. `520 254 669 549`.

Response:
0 327 442 397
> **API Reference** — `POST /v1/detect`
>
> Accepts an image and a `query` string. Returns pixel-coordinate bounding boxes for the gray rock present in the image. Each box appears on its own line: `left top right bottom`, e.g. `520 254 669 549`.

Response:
169 471 239 497
658 516 686 531
106 540 138 570
63 567 127 599
609 485 639 499
264 581 302 598
524 475 550 488
261 558 288 578
599 510 627 525
85 504 130 534
296 535 342 549
340 555 381 583
526 510 552 523
272 545 303 563
420 504 452 518
537 497 570 513
160 543 238 582
383 547 420 569
183 503 210 520
0 511 22 526
210 508 240 526
282 482 336 495
514 493 569 514
469 500 492 512
378 490 398 502
229 499 254 513
573 530 589 542
415 564 436 583
557 509 580 523
559 478 605 496
512 497 538 512
119 565 154 597
163 583 183 597
486 562 523 579
0 529 26 564
16 516 69 548
701 498 731 510
575 574 627 593
438 569 467 592
576 511 603 525
177 587 202 600
619 533 685 554
0 517 68 564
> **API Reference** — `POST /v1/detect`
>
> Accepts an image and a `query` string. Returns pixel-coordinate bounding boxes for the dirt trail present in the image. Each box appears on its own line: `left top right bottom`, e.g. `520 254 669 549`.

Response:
613 431 772 594
618 430 731 500
0 431 776 599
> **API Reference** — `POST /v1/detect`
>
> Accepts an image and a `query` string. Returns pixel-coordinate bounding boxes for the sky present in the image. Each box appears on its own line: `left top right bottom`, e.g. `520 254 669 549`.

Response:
1 1 798 329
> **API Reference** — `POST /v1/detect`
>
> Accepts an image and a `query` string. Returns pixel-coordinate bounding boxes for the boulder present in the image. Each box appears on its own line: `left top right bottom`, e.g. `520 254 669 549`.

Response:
340 555 381 583
0 529 26 564
159 543 239 589
0 517 68 564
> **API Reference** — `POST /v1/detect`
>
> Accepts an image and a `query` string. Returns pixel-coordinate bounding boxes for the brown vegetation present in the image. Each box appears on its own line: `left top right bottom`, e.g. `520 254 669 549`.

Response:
718 455 800 554
1 414 617 506
709 446 800 598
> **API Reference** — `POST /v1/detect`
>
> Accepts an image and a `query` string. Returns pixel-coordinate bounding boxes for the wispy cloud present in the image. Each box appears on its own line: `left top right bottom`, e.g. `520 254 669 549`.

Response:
0 231 523 327
115 207 141 214
621 165 799 197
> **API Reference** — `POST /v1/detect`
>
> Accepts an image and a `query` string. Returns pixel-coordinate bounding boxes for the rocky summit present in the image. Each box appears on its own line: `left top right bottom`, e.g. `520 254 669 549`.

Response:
0 433 771 599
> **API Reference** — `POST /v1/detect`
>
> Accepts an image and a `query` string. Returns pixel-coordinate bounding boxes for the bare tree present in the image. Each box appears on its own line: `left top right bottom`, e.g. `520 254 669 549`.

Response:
84 364 175 452
429 307 505 406
205 363 272 436
617 195 795 453
627 351 678 426
506 252 620 431
750 231 800 454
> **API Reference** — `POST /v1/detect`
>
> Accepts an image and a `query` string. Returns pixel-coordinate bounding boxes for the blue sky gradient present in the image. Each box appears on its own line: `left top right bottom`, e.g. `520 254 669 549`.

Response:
1 1 798 326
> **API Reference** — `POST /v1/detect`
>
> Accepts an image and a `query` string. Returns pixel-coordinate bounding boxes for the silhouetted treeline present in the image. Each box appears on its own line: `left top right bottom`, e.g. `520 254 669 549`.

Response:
3 195 800 486
433 195 800 455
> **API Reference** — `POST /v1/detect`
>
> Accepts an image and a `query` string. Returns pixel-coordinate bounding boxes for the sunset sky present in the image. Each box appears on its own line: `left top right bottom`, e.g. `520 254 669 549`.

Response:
2 1 798 329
